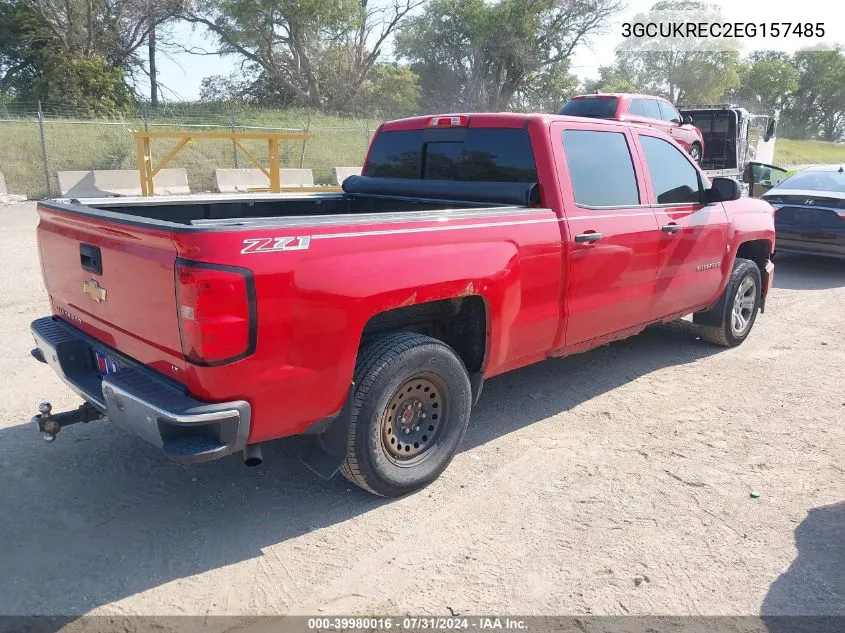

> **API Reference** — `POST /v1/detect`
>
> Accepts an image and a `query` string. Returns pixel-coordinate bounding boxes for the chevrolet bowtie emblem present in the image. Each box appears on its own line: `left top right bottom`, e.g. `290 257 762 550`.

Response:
83 279 106 303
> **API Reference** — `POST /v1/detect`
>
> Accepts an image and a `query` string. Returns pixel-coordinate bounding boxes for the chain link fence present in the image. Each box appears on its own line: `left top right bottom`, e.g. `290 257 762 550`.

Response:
0 102 380 199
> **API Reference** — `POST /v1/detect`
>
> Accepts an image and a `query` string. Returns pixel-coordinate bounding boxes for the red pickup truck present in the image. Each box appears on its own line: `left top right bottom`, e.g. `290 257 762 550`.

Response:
30 113 775 497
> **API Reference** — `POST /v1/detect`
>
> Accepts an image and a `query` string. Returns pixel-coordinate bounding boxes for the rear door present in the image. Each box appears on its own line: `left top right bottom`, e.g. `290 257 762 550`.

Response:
551 121 660 348
625 98 653 128
634 132 730 318
36 204 185 374
636 99 669 132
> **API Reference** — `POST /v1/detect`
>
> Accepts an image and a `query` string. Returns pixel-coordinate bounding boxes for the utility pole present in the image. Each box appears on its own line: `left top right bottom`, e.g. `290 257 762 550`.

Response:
148 4 158 107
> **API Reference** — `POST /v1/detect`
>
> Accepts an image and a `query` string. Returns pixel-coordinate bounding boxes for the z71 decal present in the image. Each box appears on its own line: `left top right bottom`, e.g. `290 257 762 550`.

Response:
241 236 311 254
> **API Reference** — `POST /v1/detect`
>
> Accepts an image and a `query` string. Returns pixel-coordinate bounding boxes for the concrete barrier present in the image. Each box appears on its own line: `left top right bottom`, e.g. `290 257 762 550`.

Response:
215 168 315 193
58 169 190 197
332 166 362 186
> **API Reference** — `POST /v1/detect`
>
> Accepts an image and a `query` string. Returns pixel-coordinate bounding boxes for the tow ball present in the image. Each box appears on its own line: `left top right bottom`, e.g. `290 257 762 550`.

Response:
32 402 104 442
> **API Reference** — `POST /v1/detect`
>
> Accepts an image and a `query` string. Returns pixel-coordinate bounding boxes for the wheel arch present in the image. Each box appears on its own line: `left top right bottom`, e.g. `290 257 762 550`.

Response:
360 295 489 403
735 239 773 311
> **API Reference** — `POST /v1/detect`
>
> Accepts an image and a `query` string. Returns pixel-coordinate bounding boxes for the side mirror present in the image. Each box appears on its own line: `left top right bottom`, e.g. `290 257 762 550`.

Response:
706 177 742 203
682 115 693 125
764 119 776 142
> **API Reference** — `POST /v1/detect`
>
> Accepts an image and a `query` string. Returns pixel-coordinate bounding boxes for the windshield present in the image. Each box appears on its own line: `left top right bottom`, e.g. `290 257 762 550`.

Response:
558 97 619 119
364 128 537 182
775 170 845 193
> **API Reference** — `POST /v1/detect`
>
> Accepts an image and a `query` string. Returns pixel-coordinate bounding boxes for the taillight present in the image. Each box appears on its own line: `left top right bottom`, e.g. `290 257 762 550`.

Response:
428 115 468 127
175 260 255 365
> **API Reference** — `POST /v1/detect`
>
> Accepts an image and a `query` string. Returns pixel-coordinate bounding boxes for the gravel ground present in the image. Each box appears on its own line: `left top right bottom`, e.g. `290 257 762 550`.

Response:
0 201 842 619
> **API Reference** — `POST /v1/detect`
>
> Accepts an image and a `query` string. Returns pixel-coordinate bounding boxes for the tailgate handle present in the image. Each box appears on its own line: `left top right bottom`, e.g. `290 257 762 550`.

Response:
80 243 102 275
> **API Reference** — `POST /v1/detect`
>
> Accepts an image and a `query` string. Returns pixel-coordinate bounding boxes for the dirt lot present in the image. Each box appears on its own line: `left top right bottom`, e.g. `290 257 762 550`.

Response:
0 201 842 618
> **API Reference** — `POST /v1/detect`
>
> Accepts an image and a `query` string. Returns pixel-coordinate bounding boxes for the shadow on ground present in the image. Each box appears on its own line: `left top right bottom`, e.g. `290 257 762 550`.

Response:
773 254 845 290
0 320 724 616
762 502 845 632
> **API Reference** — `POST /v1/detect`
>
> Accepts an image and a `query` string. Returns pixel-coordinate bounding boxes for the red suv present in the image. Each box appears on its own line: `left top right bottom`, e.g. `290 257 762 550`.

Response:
559 93 705 163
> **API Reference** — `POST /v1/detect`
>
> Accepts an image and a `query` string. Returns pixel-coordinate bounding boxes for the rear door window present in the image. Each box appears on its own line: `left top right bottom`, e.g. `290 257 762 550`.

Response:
562 130 640 207
641 99 662 121
558 97 620 119
639 135 702 204
364 128 537 182
628 99 645 116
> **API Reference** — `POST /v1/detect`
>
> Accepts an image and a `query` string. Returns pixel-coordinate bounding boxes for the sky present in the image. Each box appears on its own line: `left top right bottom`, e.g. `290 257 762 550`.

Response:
151 0 842 102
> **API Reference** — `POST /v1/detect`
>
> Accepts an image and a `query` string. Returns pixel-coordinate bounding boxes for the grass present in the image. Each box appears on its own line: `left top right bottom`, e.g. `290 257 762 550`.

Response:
0 109 378 199
774 138 845 167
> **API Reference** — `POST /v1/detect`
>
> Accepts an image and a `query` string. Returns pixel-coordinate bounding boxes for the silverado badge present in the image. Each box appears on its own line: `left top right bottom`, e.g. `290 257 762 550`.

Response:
83 279 107 303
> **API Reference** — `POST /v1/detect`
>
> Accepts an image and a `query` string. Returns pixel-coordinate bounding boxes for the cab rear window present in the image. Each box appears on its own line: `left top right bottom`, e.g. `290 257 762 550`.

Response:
558 97 620 119
364 128 537 183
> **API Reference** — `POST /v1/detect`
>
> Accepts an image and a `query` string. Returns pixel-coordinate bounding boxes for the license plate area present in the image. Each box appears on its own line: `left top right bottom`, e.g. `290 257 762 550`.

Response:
93 349 121 377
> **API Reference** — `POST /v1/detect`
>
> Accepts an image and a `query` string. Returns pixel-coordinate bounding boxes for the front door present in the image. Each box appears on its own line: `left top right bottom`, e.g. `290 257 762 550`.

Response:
552 122 660 348
635 132 730 318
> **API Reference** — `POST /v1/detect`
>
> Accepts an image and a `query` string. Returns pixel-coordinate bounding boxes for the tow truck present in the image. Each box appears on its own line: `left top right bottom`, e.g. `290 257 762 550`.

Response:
678 104 787 197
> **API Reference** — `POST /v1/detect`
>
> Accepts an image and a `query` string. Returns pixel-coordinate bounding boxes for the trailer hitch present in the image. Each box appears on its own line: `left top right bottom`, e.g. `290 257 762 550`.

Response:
32 402 104 442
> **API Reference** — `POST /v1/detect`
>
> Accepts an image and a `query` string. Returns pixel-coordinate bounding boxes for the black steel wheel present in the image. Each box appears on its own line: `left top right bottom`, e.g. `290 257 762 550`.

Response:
340 333 472 497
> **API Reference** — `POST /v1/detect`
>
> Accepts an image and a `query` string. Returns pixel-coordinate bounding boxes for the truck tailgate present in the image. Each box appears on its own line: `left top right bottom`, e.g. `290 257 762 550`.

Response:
36 205 185 374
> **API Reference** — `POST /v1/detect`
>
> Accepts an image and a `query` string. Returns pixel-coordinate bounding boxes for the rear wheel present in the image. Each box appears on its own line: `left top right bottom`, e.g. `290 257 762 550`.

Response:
689 142 702 164
697 258 762 347
340 333 472 497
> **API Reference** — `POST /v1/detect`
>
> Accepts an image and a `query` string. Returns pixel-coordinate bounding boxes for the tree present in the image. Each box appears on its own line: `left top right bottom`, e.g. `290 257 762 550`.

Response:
353 63 420 119
200 66 299 106
0 0 186 104
783 46 845 141
396 0 623 112
606 0 741 104
0 1 52 95
511 60 580 113
732 52 798 115
583 62 639 94
186 0 424 112
23 54 133 116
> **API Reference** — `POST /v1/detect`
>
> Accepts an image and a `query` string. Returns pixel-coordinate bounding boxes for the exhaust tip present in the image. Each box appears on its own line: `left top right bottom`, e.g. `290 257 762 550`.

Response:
243 443 263 467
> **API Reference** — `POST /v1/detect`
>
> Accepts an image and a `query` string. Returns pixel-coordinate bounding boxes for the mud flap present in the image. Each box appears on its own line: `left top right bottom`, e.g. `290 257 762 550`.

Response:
470 371 484 406
692 294 727 328
300 384 354 480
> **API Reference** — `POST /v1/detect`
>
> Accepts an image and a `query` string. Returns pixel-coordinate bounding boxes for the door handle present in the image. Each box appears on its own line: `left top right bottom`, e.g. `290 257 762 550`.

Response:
575 232 602 243
80 243 102 274
662 223 681 234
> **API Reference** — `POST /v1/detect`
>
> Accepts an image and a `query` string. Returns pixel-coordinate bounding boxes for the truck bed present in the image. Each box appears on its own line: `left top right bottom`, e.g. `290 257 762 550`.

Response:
53 176 538 227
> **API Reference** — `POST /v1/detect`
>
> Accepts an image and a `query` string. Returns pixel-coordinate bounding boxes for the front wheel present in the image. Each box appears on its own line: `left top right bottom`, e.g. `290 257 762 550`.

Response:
696 258 762 347
340 333 472 497
689 142 702 164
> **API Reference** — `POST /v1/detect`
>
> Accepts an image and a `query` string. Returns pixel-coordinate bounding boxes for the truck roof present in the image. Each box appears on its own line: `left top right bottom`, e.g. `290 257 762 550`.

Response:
380 112 644 132
570 92 670 101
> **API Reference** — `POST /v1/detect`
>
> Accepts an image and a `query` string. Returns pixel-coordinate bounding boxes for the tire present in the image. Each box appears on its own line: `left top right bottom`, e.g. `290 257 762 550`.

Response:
697 258 762 347
689 142 703 164
340 333 472 497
